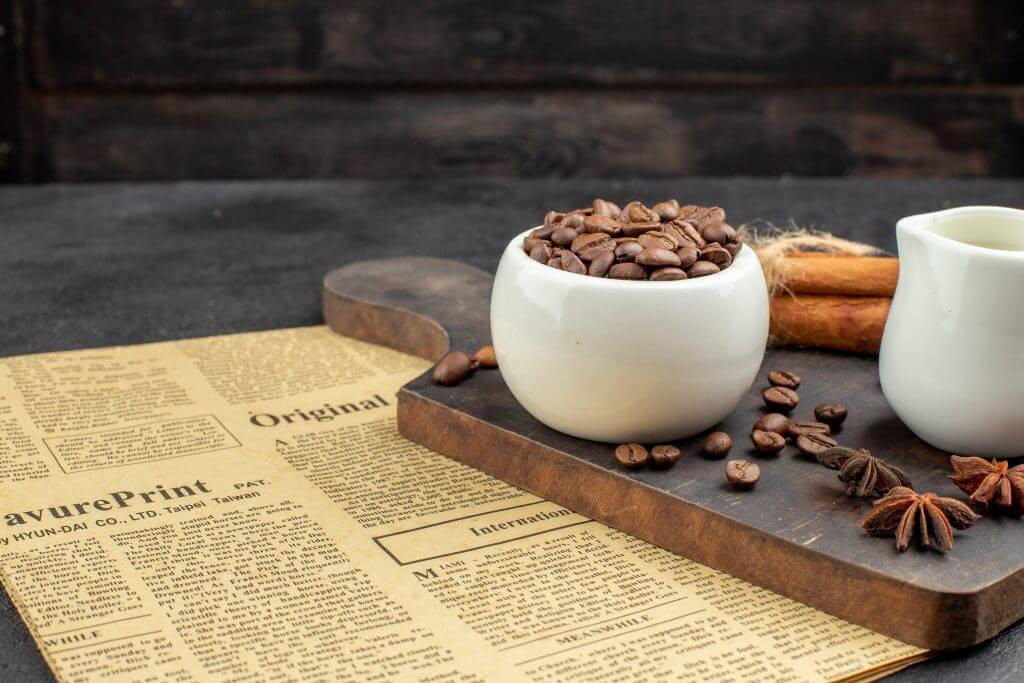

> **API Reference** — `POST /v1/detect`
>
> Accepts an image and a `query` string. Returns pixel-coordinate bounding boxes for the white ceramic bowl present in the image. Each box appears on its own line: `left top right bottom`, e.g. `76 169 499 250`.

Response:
491 229 769 443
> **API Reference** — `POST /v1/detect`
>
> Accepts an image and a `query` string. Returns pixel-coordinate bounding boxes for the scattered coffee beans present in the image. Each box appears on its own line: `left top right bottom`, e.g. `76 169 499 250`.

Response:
432 351 477 386
814 403 848 427
751 429 787 455
762 386 799 412
650 444 682 468
767 370 801 389
524 198 743 280
726 460 760 490
473 345 497 368
703 432 733 459
615 443 649 469
796 433 838 457
753 413 790 434
786 420 831 438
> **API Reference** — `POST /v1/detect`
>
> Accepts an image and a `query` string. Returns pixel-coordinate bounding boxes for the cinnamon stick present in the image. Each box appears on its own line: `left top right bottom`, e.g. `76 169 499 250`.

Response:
776 254 898 297
769 295 890 355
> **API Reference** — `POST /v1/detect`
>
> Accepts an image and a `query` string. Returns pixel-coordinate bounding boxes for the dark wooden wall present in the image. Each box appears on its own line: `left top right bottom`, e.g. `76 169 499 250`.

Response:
2 0 1023 182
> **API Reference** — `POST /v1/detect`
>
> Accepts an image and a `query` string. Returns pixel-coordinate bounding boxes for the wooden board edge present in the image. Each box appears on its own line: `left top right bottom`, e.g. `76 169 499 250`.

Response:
396 386 1022 650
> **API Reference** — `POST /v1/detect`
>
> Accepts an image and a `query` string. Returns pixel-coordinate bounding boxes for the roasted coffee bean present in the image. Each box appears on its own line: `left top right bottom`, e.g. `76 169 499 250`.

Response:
724 239 742 257
472 345 498 368
814 403 849 427
796 433 838 457
592 198 621 217
636 247 682 268
786 420 831 438
754 413 790 434
620 201 658 224
638 230 679 250
703 432 733 459
559 250 587 275
551 226 578 247
523 236 550 254
546 256 562 269
614 240 643 262
561 213 586 231
433 351 476 386
608 262 647 280
681 205 726 227
700 244 733 268
571 232 615 260
531 225 557 240
762 386 799 411
701 222 736 247
652 199 680 221
543 211 564 227
650 267 687 281
621 220 662 237
751 429 787 454
725 460 760 489
588 250 615 278
615 443 648 469
583 214 622 235
767 370 801 389
650 444 682 467
686 261 720 278
669 219 706 248
567 207 594 217
529 242 552 263
676 244 699 269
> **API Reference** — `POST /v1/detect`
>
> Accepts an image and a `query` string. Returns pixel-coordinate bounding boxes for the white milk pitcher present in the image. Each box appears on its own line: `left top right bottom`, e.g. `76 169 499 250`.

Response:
880 206 1024 457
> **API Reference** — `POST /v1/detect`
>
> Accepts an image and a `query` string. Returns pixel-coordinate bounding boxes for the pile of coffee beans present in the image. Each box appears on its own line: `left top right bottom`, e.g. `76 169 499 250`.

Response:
751 369 848 458
524 198 743 280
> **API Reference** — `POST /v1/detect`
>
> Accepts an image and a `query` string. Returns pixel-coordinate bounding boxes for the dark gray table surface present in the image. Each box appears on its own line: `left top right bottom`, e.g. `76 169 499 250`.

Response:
1 178 1022 682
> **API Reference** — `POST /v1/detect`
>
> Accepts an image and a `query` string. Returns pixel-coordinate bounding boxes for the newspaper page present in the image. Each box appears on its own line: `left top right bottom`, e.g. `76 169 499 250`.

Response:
0 326 926 682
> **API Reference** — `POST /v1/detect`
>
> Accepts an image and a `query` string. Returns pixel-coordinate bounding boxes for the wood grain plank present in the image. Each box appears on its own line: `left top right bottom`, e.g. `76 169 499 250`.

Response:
26 0 1024 88
30 90 1024 181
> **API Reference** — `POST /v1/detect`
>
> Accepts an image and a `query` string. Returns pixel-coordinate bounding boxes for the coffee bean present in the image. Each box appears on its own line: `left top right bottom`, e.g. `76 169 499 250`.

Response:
551 226 578 247
608 262 647 280
796 433 838 457
582 214 622 235
621 220 662 237
543 211 564 227
700 244 733 268
472 345 498 368
724 239 742 257
703 432 733 459
669 219 706 248
636 247 682 268
588 250 615 278
649 267 687 281
529 242 552 263
652 200 680 221
680 205 726 228
686 261 721 278
638 230 679 251
546 256 561 269
751 429 787 454
620 201 658 224
767 370 801 389
814 403 848 427
726 460 760 489
571 232 614 260
676 244 699 268
650 444 681 467
754 413 790 434
701 222 736 246
614 240 643 262
559 250 587 275
762 386 799 411
523 236 550 254
568 206 594 217
592 198 621 217
615 443 648 469
561 213 586 231
786 420 831 438
433 351 477 386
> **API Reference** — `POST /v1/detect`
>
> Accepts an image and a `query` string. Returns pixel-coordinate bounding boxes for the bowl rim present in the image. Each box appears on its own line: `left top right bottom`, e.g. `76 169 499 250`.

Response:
506 227 760 290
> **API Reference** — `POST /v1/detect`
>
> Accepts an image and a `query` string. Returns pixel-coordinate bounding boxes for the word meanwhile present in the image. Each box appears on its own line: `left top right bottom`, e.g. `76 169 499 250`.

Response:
468 508 573 537
3 480 212 526
249 394 390 427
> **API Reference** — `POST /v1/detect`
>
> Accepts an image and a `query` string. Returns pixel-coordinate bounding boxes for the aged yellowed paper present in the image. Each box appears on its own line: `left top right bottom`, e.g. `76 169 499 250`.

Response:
0 326 925 682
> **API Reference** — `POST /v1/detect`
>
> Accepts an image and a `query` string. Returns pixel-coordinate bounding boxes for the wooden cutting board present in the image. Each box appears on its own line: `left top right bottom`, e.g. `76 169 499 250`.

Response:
323 257 1024 650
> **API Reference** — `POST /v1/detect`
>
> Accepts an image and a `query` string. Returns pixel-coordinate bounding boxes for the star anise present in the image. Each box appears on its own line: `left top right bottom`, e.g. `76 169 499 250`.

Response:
861 487 979 552
815 447 913 498
949 455 1024 515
